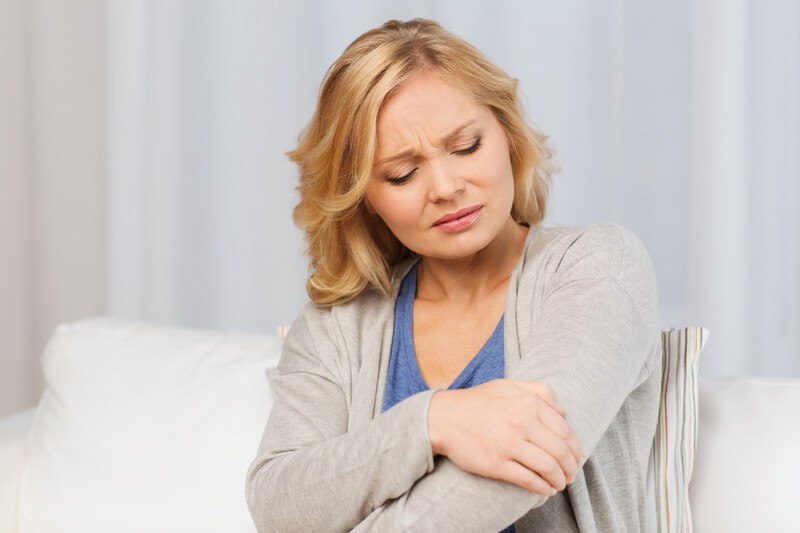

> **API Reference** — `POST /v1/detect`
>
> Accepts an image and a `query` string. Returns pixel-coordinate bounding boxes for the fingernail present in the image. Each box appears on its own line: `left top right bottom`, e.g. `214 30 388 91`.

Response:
549 487 557 496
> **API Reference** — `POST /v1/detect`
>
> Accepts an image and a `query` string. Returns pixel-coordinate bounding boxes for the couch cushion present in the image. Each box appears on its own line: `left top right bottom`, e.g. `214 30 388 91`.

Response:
0 408 35 533
18 316 280 533
689 376 800 532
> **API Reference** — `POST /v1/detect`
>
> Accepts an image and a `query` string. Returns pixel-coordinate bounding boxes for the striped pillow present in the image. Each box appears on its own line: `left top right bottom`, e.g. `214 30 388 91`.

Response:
646 326 710 533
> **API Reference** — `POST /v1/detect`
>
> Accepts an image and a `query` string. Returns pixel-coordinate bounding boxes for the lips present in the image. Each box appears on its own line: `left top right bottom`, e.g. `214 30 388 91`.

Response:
433 205 482 226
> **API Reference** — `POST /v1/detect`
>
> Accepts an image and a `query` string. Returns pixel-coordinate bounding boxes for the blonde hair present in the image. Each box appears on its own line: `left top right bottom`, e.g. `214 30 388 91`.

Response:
287 18 560 306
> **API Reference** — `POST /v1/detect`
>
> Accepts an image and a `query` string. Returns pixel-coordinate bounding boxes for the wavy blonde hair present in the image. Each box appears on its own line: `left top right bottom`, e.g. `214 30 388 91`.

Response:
288 18 560 306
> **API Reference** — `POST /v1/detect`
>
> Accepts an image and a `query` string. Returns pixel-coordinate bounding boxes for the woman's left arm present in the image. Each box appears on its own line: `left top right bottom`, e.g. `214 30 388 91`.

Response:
352 223 661 532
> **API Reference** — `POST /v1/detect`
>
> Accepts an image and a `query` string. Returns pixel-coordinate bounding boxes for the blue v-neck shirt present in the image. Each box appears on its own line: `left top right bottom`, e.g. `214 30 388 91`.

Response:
381 259 515 533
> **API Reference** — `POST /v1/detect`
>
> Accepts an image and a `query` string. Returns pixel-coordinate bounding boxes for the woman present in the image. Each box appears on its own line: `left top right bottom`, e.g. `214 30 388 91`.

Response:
246 18 661 533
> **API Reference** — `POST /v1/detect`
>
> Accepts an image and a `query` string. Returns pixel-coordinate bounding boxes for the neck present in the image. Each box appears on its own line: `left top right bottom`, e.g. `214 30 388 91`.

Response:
415 217 529 308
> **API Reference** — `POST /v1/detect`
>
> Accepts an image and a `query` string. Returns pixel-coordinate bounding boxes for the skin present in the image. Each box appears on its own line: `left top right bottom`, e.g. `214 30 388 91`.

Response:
365 70 527 307
366 69 527 391
364 70 584 497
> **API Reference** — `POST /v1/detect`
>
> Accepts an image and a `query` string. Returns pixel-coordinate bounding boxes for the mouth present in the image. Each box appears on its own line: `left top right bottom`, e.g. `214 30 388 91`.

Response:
433 205 482 226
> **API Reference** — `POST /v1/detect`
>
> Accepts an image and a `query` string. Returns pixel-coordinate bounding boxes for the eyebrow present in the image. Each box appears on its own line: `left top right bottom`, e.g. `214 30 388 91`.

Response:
376 118 479 166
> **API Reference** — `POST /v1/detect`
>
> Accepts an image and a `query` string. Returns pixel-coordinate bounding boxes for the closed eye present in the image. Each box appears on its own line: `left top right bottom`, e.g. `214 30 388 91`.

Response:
385 169 417 186
385 137 483 186
454 137 482 156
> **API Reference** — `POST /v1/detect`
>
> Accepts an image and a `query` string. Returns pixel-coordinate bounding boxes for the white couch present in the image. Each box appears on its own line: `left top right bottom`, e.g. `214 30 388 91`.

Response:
0 317 798 532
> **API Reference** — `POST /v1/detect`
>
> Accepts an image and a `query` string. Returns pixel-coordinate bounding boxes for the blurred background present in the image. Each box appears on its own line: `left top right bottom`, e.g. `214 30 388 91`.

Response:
1 0 798 417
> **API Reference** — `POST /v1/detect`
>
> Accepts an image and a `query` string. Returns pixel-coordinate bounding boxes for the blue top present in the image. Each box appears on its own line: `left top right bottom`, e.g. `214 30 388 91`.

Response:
381 259 515 533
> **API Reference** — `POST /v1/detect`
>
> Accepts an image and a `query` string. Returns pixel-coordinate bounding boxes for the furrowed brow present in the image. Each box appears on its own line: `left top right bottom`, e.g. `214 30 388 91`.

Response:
376 118 478 166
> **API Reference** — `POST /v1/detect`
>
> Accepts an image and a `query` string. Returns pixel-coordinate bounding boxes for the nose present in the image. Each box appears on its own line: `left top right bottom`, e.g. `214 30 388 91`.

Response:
426 159 464 203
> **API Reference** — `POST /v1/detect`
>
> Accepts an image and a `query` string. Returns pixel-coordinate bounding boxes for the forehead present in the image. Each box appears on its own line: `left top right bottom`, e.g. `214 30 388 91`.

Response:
375 72 484 152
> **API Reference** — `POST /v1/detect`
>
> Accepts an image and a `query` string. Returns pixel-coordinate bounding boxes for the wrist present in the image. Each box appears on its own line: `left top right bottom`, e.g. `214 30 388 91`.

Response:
428 389 450 457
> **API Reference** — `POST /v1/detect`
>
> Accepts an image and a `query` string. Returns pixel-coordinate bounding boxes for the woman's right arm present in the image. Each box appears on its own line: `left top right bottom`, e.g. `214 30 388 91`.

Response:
244 306 443 532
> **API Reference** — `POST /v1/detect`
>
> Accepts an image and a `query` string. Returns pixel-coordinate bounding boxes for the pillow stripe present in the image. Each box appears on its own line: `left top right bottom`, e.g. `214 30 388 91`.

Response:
646 326 709 533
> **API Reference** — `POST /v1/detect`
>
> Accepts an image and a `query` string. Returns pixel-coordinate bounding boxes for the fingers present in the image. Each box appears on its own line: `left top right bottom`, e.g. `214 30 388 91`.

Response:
524 421 579 488
538 404 584 469
497 456 561 497
509 380 564 415
510 437 571 492
508 380 584 465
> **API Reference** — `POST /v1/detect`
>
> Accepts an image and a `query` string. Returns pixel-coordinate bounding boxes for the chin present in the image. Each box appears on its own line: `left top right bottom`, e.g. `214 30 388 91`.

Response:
426 233 496 259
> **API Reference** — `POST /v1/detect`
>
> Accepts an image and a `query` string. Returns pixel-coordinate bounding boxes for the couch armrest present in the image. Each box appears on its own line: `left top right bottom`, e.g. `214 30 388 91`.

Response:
0 407 36 533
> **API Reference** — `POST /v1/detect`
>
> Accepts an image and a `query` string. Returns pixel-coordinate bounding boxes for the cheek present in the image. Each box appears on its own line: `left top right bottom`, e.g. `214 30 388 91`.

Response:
483 152 515 208
481 148 513 190
368 189 417 227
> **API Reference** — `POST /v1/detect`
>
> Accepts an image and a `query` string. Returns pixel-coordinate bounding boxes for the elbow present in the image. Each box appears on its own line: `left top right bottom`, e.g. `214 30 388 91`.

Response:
244 460 268 531
245 457 287 533
245 452 348 532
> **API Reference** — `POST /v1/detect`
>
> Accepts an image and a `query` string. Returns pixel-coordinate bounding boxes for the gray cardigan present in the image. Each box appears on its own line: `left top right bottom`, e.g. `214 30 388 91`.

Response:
246 222 662 532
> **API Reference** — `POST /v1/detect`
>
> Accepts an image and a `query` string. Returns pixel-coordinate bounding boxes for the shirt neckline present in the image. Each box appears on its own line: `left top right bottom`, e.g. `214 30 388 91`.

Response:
399 260 504 391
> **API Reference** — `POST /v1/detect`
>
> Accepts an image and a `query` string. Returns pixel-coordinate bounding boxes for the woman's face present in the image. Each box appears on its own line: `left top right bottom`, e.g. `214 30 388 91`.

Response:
365 71 516 261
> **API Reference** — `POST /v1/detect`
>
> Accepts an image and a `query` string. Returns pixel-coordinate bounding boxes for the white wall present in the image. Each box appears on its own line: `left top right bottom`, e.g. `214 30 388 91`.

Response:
1 0 798 417
0 0 107 417
0 0 34 416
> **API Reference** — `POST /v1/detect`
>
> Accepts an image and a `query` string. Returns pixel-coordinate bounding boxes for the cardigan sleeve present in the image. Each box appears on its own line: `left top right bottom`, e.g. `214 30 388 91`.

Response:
350 223 661 532
244 303 444 532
